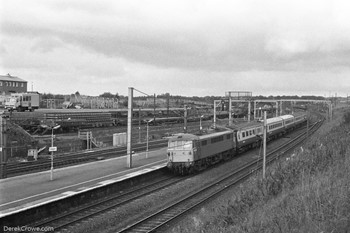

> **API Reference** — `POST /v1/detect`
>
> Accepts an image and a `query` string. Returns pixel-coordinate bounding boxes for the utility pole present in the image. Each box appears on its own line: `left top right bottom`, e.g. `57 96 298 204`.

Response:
166 93 169 119
253 101 257 120
127 87 133 168
50 125 60 181
138 107 141 143
263 111 267 179
306 108 309 138
146 121 149 158
153 94 156 124
280 100 283 116
248 101 251 122
184 105 188 133
228 92 232 126
0 116 7 179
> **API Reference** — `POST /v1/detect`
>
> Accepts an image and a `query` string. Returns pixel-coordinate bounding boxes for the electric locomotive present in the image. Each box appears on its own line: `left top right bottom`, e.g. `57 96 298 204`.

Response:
167 129 235 174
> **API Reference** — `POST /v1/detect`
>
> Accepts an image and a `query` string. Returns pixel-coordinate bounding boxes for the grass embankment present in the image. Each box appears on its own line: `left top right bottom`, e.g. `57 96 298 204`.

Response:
172 109 350 233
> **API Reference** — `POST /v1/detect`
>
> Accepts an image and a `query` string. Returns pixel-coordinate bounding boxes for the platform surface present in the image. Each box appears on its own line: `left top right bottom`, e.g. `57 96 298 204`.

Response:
0 148 167 216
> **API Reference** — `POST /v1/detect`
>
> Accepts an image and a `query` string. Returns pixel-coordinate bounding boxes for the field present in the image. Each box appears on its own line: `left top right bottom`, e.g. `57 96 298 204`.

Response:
170 107 350 233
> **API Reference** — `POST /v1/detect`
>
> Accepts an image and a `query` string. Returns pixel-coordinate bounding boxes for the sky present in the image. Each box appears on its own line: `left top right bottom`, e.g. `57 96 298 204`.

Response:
1 0 350 97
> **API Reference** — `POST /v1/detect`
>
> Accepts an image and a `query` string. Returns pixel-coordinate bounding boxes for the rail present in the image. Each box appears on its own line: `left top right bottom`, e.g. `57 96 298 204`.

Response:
118 119 323 232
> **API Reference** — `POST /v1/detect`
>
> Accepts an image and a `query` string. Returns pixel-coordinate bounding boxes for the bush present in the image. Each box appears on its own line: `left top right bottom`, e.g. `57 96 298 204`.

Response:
343 111 350 124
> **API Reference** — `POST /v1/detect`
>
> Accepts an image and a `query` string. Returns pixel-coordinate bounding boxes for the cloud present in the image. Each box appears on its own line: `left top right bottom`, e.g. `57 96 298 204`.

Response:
1 0 350 96
2 0 350 71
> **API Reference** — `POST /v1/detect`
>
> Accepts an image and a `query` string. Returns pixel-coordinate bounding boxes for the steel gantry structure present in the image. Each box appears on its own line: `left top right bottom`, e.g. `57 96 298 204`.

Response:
214 93 333 128
253 99 333 120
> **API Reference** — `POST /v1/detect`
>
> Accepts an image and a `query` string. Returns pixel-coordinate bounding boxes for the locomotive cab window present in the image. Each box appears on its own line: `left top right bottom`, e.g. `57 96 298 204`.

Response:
169 140 192 150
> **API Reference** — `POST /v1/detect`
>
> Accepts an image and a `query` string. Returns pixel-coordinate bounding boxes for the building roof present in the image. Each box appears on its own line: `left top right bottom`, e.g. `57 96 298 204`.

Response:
0 74 26 82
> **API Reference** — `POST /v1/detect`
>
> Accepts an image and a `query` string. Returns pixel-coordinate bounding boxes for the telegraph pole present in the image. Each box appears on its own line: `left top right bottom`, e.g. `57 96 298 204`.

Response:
127 87 133 168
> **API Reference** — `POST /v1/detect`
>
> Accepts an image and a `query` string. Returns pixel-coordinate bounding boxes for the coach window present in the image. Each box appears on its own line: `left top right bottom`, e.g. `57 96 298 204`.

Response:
201 140 207 146
226 134 231 139
242 132 245 137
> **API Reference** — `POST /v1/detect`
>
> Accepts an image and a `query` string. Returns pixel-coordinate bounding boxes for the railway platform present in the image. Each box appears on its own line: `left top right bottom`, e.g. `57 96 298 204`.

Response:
0 148 167 218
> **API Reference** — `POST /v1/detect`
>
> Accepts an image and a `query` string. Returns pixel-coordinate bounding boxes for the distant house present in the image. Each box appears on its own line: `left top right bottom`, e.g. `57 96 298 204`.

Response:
0 74 27 95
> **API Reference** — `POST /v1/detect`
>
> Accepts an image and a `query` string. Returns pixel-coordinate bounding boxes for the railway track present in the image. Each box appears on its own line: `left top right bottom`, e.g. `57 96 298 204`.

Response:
117 119 323 233
29 175 187 232
6 120 212 177
6 140 168 177
20 118 322 232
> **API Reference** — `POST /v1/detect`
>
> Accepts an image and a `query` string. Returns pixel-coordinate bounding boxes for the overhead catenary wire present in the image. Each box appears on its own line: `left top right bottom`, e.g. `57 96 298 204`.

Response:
133 88 151 97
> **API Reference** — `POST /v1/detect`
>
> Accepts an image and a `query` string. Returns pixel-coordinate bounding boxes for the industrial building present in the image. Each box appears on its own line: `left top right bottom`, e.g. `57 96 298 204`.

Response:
0 74 27 95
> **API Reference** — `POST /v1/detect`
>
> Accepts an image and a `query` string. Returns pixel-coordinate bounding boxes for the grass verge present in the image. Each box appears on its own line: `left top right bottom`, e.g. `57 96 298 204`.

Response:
171 108 350 233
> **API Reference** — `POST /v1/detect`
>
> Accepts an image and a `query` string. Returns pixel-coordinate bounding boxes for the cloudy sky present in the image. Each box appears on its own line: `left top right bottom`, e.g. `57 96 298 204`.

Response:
1 0 350 97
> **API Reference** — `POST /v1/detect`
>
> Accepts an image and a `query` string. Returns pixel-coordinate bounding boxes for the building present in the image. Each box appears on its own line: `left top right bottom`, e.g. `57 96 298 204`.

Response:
0 74 27 95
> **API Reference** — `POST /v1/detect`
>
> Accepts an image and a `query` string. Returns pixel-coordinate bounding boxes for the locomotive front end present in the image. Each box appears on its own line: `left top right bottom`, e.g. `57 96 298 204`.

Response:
167 136 196 174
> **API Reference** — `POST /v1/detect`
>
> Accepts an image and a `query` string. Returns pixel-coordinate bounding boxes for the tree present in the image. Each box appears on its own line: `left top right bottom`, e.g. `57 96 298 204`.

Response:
99 92 114 98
